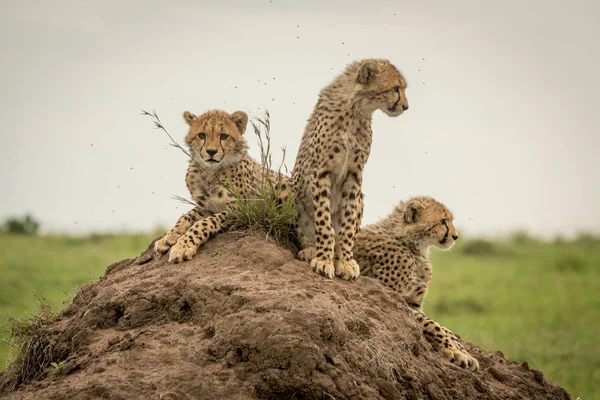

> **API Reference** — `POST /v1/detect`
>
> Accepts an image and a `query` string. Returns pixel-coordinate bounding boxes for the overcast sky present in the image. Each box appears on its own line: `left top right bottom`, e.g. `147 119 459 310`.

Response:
0 0 598 238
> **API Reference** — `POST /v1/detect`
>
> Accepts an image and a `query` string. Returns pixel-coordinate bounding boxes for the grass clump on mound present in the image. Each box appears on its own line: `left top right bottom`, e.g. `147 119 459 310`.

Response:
226 111 297 247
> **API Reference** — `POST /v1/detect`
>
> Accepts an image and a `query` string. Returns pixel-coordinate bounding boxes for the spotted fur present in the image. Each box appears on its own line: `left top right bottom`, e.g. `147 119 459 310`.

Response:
154 109 291 263
354 196 479 371
291 59 409 280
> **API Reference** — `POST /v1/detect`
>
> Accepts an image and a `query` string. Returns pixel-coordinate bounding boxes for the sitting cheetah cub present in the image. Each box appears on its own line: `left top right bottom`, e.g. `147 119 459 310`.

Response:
354 196 479 371
154 109 290 263
292 59 409 280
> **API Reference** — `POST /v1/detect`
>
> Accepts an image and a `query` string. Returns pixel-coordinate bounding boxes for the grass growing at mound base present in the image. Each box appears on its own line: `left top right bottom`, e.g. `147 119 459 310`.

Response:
0 232 156 372
1 298 62 393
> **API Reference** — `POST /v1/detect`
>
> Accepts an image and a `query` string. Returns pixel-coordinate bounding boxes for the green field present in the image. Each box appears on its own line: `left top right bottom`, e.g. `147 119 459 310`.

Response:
0 232 598 398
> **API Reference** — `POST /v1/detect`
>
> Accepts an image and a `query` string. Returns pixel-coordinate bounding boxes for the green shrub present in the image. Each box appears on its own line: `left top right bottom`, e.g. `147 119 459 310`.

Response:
509 230 538 245
573 233 600 247
461 239 497 256
553 253 586 273
1 215 40 235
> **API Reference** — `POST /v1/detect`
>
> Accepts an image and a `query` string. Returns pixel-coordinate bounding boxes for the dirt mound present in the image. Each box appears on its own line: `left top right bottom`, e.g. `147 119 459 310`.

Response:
0 233 570 400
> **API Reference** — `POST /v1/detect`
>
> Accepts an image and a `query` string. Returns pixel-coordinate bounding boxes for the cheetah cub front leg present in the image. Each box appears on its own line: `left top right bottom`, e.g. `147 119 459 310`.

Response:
333 172 363 280
168 211 229 264
155 208 202 254
310 171 336 279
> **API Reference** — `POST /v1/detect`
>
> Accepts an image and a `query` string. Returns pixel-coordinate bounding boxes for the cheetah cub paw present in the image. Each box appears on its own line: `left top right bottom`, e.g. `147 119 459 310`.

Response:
334 259 360 281
298 246 317 262
311 259 335 279
154 232 181 254
168 239 198 264
442 347 479 372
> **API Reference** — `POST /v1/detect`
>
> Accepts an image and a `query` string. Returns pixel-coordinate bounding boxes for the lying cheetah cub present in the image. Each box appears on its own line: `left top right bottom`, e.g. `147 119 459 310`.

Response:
154 109 290 263
292 59 409 280
354 196 479 371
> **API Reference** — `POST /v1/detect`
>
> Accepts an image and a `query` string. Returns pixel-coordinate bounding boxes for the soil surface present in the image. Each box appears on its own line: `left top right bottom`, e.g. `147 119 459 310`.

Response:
0 233 570 399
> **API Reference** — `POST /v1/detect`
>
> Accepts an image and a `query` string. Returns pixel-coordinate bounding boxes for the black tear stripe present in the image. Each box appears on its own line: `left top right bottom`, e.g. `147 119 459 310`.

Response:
440 220 449 243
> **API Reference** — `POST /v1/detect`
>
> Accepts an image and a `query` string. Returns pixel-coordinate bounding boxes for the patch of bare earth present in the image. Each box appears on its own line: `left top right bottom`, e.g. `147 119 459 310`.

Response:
0 233 570 399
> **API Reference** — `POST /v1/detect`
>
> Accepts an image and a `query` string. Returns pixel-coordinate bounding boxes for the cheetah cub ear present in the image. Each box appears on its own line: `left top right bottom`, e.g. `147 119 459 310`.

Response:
230 111 249 135
357 61 381 85
405 199 424 224
183 111 197 126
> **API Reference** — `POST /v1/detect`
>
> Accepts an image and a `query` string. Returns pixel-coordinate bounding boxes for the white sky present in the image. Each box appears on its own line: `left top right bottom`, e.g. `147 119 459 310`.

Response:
0 0 598 238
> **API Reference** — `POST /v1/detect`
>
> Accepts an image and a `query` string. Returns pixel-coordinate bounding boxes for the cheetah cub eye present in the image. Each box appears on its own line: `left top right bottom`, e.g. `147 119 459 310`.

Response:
197 132 206 140
220 133 229 140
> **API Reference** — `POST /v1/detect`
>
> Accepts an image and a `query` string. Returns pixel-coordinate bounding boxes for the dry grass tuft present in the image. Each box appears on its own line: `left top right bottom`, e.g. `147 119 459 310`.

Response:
226 111 296 247
0 299 66 394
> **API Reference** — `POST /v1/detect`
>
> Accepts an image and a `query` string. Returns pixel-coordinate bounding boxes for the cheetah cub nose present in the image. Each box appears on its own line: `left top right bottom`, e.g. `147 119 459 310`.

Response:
452 234 459 241
402 105 409 111
206 149 218 157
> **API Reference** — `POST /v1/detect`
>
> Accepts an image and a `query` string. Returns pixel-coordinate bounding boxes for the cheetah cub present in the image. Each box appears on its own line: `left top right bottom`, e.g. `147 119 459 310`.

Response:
292 59 409 280
354 196 479 371
154 109 290 263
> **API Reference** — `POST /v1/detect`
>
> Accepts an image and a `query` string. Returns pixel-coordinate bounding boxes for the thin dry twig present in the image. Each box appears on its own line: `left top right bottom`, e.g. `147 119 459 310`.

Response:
170 194 199 209
141 109 204 171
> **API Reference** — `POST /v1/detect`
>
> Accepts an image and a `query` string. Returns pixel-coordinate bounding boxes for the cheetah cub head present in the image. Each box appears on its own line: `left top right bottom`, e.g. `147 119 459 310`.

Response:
183 109 249 168
352 59 409 117
397 196 459 251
